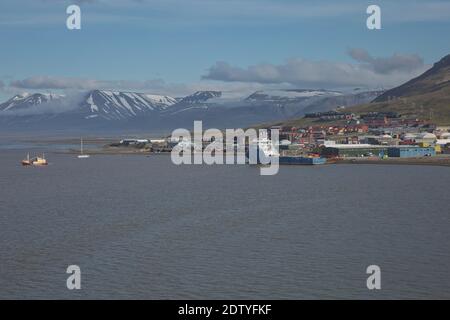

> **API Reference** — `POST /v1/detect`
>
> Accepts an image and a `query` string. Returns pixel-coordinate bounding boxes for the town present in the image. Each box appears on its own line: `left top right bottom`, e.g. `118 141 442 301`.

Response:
270 110 450 160
106 109 450 167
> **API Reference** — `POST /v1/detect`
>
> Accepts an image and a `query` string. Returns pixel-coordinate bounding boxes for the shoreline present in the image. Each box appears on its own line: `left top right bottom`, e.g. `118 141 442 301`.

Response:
65 148 450 168
335 156 450 167
5 141 450 168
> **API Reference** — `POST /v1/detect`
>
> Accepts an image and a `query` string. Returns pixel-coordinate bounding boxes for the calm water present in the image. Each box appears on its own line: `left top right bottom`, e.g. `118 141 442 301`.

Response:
0 149 450 299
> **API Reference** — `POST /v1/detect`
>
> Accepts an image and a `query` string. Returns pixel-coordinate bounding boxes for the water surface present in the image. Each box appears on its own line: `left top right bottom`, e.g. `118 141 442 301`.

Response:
0 150 449 299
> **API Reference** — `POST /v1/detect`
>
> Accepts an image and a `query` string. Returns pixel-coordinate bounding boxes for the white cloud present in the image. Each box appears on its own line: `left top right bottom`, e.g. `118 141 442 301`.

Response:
6 49 431 96
6 75 303 100
347 48 424 74
10 76 167 91
202 49 430 89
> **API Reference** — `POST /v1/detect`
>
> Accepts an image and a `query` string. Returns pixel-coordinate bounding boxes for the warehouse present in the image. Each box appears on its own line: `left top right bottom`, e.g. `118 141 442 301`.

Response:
322 144 388 158
387 146 435 158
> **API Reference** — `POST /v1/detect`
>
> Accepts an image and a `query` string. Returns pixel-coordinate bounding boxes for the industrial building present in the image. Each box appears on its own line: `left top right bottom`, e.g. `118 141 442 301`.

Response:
387 147 436 158
322 144 389 158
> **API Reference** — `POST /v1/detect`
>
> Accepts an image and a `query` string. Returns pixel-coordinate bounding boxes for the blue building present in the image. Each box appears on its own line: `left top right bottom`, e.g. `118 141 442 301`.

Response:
387 147 435 158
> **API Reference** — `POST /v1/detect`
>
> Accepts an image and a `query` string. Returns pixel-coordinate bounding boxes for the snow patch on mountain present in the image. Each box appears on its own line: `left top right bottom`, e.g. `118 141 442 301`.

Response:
246 89 342 102
83 90 177 120
0 93 66 112
178 91 222 104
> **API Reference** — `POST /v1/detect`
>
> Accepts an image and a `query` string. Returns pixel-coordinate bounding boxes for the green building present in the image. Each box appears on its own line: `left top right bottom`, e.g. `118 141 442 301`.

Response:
322 145 389 158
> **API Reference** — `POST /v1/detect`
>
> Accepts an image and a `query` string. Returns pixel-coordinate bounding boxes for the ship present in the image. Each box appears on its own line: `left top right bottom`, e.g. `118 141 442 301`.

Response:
279 155 327 165
247 137 279 164
22 153 48 166
247 139 326 165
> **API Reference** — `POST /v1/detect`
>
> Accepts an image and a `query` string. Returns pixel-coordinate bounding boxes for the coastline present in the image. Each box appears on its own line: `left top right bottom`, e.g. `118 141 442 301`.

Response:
335 156 450 167
5 136 450 168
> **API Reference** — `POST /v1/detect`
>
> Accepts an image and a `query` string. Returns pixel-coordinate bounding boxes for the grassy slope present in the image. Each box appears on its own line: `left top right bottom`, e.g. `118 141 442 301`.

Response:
347 86 450 125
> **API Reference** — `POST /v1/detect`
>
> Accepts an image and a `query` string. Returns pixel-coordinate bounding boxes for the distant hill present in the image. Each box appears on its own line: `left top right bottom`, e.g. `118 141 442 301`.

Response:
349 54 450 125
275 54 450 127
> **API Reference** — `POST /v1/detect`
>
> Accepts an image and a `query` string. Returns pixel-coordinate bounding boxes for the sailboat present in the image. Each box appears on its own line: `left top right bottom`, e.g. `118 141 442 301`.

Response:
77 138 90 159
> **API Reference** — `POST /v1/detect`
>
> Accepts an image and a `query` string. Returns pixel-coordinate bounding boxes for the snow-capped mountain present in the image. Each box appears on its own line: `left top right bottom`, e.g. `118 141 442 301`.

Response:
0 93 65 112
245 89 342 102
0 88 384 132
177 91 222 104
82 90 177 120
161 91 224 116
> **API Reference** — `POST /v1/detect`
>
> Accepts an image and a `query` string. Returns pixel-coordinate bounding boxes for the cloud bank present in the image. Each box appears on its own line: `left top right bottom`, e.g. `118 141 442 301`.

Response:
347 48 424 74
10 76 167 91
202 49 429 89
5 49 430 96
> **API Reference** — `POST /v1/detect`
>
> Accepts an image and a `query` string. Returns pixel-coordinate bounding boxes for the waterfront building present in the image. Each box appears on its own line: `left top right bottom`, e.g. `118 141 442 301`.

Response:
387 146 436 158
415 132 437 144
322 145 389 158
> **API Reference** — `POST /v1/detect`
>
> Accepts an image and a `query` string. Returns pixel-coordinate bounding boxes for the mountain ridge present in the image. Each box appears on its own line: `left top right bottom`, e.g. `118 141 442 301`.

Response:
352 54 450 124
0 88 385 132
373 54 450 102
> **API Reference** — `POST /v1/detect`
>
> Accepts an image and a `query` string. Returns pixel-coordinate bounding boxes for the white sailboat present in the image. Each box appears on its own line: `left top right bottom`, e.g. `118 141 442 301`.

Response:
77 138 90 159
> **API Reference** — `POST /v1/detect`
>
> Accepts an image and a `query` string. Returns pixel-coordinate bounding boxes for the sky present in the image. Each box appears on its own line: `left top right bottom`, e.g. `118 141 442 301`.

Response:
0 0 450 100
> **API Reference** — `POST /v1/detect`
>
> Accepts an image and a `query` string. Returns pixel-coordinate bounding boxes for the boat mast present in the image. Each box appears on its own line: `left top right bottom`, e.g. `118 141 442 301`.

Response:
80 138 83 155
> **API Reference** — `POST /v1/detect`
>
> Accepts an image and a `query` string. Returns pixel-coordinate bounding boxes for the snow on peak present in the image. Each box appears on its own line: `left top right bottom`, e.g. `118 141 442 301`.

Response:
179 91 222 104
0 92 65 112
246 89 343 101
84 90 177 120
13 92 31 100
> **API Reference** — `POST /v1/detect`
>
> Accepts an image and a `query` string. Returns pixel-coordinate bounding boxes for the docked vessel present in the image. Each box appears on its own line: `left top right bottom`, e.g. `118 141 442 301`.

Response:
247 139 327 165
247 138 279 164
279 156 327 165
22 153 48 166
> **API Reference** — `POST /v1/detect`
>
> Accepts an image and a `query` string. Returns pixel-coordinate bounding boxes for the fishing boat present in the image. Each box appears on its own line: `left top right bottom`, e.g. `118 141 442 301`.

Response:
77 138 90 159
22 153 48 166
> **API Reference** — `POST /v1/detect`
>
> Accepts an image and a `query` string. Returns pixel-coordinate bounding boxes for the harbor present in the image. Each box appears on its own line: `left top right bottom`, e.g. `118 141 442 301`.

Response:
11 128 450 168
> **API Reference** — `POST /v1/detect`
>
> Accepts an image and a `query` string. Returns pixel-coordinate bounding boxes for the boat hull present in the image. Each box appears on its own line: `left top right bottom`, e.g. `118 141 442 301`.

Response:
279 156 327 165
21 156 48 166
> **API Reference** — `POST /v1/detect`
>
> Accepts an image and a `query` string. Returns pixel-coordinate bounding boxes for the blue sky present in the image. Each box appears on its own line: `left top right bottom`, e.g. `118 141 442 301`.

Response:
0 0 450 100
